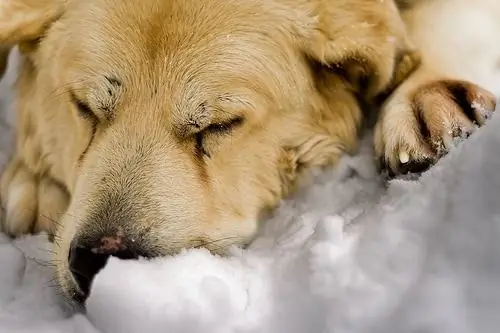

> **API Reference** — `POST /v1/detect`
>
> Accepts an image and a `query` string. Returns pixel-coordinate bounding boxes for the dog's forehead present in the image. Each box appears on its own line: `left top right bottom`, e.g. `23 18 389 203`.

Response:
61 0 290 124
64 0 288 71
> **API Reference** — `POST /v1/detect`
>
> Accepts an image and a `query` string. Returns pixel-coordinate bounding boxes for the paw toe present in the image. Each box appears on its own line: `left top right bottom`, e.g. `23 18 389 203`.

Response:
2 175 37 236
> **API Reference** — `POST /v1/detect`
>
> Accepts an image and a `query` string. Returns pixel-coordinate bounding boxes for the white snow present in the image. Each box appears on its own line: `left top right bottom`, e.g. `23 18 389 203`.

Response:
1 46 500 333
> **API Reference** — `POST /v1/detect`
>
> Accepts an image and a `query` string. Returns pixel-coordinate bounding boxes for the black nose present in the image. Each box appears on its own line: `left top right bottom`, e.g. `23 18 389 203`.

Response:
68 238 138 302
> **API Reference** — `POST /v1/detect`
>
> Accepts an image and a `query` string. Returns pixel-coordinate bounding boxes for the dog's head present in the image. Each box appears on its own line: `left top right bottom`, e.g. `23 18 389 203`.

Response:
1 0 408 302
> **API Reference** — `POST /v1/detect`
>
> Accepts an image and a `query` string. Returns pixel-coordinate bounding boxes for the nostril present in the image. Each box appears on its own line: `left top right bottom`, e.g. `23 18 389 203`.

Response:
68 243 110 300
68 238 140 302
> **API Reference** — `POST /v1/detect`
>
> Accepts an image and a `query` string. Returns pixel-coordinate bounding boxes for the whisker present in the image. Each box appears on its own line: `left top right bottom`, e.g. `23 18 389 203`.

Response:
41 80 86 108
10 207 84 243
37 213 65 229
24 256 57 268
35 246 57 255
193 235 242 249
205 243 235 254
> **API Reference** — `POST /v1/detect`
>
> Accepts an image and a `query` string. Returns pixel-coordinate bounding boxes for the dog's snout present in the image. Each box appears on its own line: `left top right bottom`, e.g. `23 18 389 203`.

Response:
68 232 139 303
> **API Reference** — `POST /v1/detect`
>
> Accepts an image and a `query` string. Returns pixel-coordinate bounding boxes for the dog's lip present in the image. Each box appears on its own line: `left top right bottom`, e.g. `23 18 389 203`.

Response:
59 275 90 308
69 284 89 305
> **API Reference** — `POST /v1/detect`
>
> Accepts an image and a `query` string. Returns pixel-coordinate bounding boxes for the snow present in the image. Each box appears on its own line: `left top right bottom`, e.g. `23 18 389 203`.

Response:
1 54 500 333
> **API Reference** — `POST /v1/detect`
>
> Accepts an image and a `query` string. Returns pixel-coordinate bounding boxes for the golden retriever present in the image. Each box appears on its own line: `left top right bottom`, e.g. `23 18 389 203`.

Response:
0 0 497 303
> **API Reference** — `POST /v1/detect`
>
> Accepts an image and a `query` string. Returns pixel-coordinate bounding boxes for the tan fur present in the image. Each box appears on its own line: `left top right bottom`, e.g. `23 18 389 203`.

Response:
0 0 497 301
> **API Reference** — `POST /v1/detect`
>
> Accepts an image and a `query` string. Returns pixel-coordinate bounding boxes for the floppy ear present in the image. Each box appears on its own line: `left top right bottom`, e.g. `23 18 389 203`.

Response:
0 0 66 80
0 0 66 45
290 0 417 99
275 0 421 190
277 70 365 195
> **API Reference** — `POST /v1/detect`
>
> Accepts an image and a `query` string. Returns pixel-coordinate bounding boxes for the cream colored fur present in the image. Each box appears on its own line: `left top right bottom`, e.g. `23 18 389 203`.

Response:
0 0 497 301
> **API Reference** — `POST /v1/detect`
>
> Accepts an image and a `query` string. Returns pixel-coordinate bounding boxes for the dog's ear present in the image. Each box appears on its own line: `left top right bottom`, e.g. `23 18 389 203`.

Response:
287 0 416 99
0 0 66 45
277 70 365 194
275 0 421 189
0 0 66 80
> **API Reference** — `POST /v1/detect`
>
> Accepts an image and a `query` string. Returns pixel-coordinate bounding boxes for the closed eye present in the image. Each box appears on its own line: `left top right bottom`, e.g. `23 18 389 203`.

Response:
70 92 98 121
195 116 244 158
70 92 99 162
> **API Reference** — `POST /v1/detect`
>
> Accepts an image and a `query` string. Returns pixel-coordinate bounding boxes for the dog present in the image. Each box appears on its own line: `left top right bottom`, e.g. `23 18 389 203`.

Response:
0 0 497 303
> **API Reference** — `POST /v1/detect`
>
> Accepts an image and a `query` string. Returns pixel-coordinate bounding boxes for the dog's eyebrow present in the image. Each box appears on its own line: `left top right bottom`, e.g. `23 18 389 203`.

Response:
171 94 251 138
173 101 212 138
90 75 123 121
105 75 122 88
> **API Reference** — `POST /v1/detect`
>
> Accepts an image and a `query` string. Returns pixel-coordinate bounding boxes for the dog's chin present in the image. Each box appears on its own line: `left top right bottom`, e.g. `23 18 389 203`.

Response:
68 287 87 309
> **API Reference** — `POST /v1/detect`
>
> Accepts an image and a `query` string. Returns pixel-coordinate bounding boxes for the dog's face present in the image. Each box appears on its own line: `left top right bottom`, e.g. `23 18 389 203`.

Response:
47 0 319 300
56 1 307 245
1 0 407 301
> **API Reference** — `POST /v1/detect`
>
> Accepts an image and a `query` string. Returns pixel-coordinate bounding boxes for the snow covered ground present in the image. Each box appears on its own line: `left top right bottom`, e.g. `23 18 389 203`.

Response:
1 29 500 333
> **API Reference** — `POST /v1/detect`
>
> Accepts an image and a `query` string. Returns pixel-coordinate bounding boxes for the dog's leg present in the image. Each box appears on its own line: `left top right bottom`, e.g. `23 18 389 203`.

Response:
374 0 499 176
0 158 37 236
0 0 71 239
0 156 69 239
0 54 70 239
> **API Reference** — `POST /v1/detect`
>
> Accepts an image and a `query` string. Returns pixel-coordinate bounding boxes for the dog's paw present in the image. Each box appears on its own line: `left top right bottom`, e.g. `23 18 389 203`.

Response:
0 158 69 238
374 79 496 177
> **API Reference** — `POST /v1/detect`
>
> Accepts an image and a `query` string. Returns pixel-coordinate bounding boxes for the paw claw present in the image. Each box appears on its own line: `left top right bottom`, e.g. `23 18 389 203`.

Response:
399 151 410 164
398 158 433 176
